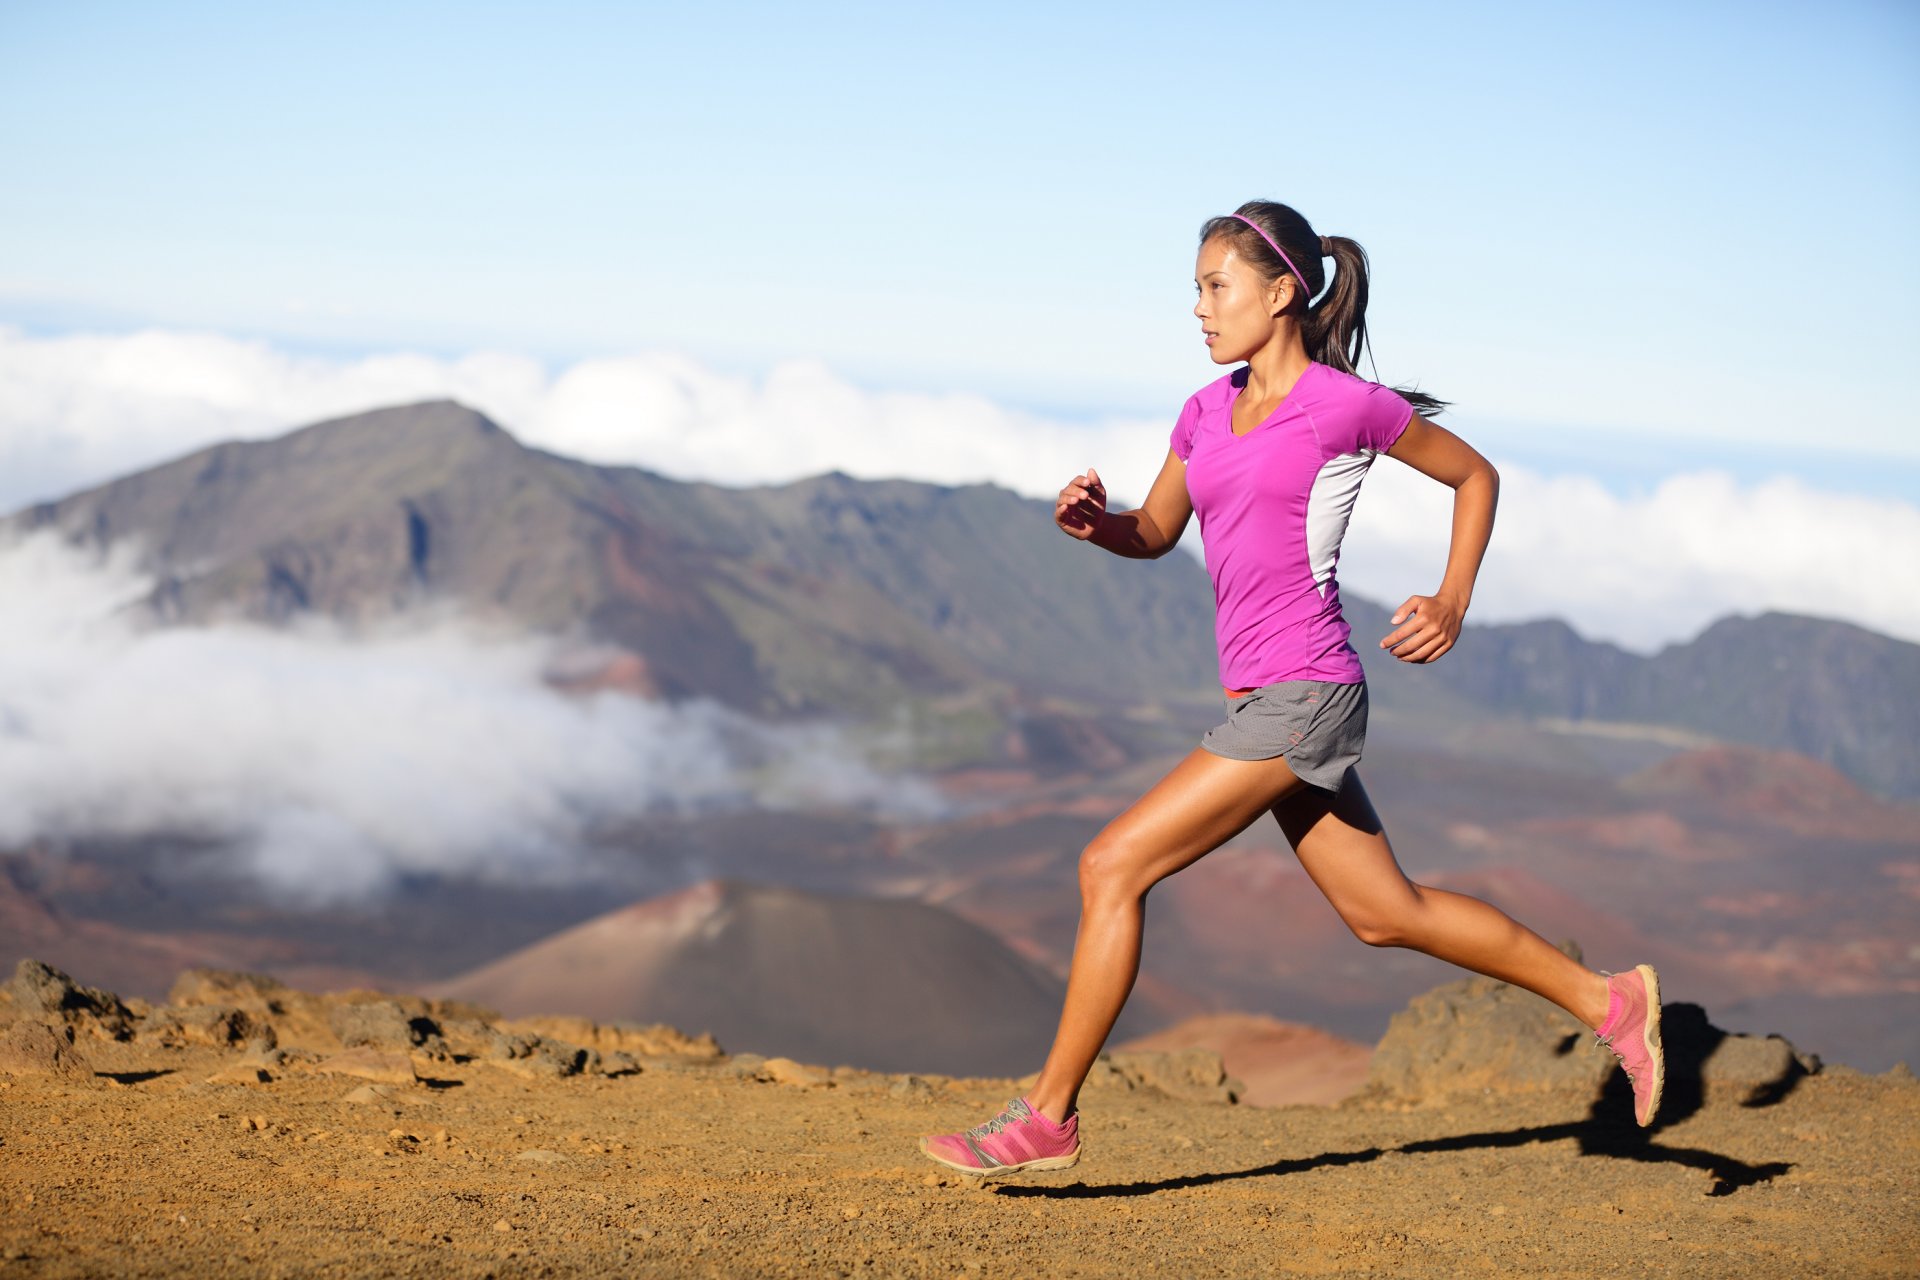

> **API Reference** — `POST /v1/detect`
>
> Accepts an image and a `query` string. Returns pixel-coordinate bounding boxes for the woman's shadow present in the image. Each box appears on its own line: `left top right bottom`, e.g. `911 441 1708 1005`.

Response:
996 1001 1801 1200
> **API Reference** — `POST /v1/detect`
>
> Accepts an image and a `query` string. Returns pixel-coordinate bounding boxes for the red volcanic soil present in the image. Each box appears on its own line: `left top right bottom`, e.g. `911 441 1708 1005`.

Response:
0 855 386 999
1624 745 1920 841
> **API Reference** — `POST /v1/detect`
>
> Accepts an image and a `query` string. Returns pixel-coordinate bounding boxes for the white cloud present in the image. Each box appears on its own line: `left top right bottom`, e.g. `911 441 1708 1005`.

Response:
1339 460 1920 653
0 325 1167 514
0 530 942 907
0 326 551 511
3 324 1918 651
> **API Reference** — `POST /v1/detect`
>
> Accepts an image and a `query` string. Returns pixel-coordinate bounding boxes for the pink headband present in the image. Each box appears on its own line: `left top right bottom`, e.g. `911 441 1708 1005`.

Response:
1228 213 1321 301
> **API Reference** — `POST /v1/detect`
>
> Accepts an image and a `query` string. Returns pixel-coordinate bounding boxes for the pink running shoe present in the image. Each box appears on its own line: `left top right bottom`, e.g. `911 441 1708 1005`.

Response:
919 1097 1080 1175
1595 964 1665 1127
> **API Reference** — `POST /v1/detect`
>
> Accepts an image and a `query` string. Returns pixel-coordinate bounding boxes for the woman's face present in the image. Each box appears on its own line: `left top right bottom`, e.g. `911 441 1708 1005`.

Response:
1193 235 1288 365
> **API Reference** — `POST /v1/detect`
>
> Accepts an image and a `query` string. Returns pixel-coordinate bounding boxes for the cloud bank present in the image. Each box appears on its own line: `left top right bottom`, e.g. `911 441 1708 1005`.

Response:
1340 462 1920 654
0 530 942 907
4 324 1918 652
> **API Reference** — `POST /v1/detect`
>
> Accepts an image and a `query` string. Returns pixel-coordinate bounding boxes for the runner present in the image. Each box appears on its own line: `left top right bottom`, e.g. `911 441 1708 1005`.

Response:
919 200 1663 1177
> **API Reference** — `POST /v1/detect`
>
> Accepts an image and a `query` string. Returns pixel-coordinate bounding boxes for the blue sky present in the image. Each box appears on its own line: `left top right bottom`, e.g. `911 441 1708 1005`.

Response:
3 0 1917 502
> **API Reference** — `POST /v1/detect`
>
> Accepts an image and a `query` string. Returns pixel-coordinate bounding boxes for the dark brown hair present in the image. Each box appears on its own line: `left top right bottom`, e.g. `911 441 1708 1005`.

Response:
1199 200 1447 416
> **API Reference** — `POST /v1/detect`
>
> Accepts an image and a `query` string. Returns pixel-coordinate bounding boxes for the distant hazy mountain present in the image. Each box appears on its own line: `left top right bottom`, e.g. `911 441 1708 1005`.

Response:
0 399 1215 731
1351 603 1920 799
6 398 1916 796
424 878 1123 1076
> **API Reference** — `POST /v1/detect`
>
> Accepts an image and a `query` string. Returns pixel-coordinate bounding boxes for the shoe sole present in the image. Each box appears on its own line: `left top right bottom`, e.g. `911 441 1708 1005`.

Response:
1636 962 1665 1128
917 1137 1081 1176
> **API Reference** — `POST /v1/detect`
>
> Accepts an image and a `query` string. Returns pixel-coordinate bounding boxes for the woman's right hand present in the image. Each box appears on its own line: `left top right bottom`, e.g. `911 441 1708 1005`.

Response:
1054 467 1107 540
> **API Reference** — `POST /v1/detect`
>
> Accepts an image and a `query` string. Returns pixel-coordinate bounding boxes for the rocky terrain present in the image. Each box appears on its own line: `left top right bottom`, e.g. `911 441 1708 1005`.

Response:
2 957 1915 1278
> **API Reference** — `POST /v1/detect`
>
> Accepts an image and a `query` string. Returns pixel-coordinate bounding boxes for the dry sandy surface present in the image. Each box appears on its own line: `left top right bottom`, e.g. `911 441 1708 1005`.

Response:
2 965 1917 1278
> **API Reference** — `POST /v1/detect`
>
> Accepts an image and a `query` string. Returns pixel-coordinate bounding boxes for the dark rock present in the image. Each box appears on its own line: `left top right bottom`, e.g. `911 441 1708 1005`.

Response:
1654 1003 1818 1111
478 1028 590 1078
1358 974 1606 1107
495 1039 591 1080
1699 1032 1797 1087
1358 972 1823 1113
9 959 134 1040
329 1000 438 1049
171 1004 258 1047
482 1030 538 1061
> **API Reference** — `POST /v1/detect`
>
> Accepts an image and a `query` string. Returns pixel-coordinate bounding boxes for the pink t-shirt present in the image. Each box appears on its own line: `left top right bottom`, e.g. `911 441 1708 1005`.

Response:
1170 362 1414 688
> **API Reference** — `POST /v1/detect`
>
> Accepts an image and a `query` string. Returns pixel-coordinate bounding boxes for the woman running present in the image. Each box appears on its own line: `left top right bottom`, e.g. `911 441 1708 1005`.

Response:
918 200 1664 1177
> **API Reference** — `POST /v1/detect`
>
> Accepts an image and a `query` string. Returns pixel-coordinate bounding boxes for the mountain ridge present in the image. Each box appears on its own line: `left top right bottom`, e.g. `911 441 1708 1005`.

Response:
5 397 1917 796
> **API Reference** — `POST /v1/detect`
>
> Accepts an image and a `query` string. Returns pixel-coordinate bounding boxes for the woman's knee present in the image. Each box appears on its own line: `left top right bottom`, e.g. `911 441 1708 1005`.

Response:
1345 915 1408 948
1078 831 1152 903
1337 889 1425 948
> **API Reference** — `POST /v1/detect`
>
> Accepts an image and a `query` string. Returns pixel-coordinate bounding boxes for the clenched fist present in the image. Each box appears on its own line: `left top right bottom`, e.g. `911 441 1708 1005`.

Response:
1055 467 1107 540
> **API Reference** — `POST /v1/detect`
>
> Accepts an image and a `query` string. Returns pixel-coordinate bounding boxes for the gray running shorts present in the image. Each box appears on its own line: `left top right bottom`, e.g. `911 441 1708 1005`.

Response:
1199 678 1368 793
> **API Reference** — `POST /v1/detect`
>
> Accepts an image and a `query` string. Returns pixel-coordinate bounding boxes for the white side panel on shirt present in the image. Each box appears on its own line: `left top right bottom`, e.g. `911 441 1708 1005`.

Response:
1305 450 1380 600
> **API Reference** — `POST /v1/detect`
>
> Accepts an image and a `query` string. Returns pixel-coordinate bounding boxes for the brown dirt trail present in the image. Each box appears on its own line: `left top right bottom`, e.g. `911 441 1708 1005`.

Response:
1 965 1916 1278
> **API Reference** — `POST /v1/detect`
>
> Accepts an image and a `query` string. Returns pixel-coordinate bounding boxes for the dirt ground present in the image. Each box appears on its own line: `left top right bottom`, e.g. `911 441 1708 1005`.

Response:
3 1023 1917 1279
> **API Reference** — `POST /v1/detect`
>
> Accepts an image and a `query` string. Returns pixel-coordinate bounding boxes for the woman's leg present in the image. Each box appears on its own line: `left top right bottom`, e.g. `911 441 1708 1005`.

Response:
1024 747 1313 1124
1272 768 1612 1028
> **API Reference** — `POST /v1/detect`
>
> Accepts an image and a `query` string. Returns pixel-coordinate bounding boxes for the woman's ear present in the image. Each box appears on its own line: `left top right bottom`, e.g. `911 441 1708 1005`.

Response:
1267 274 1296 317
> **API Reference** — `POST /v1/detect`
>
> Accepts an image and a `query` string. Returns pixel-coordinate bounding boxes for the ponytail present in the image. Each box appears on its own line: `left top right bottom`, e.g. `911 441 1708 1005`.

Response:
1200 202 1448 417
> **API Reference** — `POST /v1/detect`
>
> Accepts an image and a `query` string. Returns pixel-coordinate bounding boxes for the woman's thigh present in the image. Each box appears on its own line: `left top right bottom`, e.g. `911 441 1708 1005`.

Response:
1084 747 1314 897
1270 769 1421 931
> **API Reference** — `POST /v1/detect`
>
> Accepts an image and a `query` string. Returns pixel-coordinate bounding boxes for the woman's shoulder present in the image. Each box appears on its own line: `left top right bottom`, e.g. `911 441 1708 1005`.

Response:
1306 362 1413 411
1303 363 1415 454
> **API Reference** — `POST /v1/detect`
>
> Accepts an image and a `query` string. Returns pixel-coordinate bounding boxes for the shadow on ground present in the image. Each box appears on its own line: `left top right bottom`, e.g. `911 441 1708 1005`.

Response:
1003 1000 1803 1201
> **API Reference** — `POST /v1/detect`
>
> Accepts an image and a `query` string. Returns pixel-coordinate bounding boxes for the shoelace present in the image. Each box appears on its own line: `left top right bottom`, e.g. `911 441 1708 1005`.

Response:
965 1101 1031 1138
1594 1030 1636 1083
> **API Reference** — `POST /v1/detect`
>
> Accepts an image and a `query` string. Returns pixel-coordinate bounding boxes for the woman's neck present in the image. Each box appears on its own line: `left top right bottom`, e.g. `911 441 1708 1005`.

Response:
1240 328 1312 402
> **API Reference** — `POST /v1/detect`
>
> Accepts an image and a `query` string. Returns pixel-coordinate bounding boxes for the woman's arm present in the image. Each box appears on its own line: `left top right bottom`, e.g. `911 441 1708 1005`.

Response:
1376 414 1499 663
1055 450 1195 559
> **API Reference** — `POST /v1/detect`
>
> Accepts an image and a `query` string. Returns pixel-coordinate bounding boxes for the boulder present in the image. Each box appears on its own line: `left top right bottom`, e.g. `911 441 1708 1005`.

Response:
9 959 134 1040
0 1019 95 1079
1359 974 1606 1108
329 999 438 1050
1356 972 1821 1113
482 1030 593 1080
165 969 338 1047
1019 1048 1242 1105
497 1014 723 1060
1105 1047 1244 1105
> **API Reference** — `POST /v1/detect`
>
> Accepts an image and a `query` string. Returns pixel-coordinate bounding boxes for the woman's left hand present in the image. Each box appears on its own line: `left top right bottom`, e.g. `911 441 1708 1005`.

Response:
1379 591 1466 663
